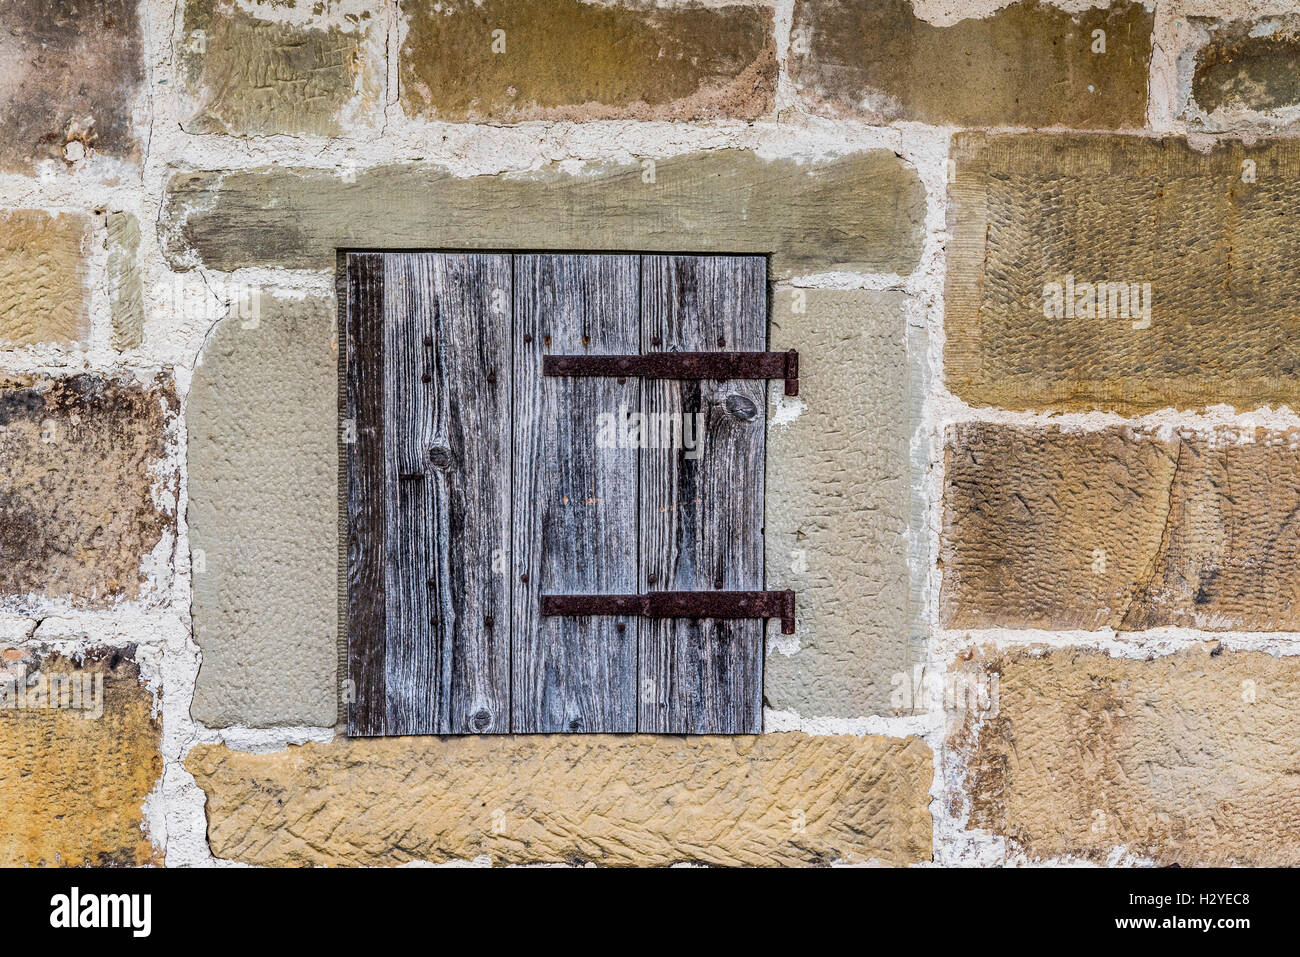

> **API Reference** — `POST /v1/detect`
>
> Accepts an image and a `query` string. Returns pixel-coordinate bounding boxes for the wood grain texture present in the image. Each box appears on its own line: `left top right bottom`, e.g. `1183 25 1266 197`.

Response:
512 255 640 732
381 254 440 733
349 252 768 735
638 255 767 733
345 252 386 736
349 253 513 735
396 253 512 734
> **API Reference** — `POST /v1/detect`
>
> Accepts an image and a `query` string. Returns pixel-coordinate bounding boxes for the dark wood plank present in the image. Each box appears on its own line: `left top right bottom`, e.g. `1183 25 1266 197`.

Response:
345 252 386 736
638 255 767 734
383 253 512 734
512 254 640 732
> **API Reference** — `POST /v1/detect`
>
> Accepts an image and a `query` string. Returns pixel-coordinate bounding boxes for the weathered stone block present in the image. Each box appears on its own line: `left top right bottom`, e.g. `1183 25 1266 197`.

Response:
0 0 143 171
942 423 1300 632
791 0 1151 128
180 0 382 136
0 210 92 348
1190 18 1300 132
765 290 919 716
947 133 1300 413
957 644 1300 865
188 295 339 728
0 374 177 611
400 0 775 122
160 150 926 278
188 732 934 866
106 212 144 350
0 645 161 866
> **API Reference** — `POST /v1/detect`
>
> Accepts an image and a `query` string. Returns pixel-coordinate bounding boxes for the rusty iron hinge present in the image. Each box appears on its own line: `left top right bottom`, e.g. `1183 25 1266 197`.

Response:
541 589 796 635
543 350 799 396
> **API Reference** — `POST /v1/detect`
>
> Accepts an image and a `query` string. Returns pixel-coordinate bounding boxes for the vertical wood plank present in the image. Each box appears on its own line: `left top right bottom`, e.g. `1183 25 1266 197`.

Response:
382 253 512 734
512 255 640 732
381 255 438 733
346 252 386 736
639 255 767 733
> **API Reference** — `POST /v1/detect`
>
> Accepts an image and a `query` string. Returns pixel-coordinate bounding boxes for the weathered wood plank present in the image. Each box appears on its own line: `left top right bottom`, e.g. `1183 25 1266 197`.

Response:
638 255 767 733
381 255 439 734
382 253 512 734
345 252 386 736
512 254 640 732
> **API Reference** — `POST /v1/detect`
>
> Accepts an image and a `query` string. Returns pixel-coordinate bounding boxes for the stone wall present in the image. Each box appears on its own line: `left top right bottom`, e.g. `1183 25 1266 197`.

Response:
3 0 1300 867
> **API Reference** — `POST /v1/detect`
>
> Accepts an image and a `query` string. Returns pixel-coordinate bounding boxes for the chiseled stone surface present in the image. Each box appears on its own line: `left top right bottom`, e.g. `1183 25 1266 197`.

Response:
106 211 144 350
400 0 776 122
0 645 162 866
0 0 144 170
188 295 339 728
791 0 1151 128
765 290 917 716
0 210 92 348
180 0 382 137
946 133 1300 413
0 373 178 611
942 423 1300 632
188 733 934 866
1191 17 1300 131
159 150 926 278
956 644 1300 865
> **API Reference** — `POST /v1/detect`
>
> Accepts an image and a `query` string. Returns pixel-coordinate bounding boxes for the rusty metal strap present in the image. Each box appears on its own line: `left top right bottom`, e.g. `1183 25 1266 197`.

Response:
543 350 799 396
541 589 796 635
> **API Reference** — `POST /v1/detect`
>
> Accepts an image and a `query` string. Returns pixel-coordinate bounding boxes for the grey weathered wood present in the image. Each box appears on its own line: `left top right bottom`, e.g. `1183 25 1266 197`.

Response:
378 253 512 734
512 255 640 732
638 255 767 733
345 252 386 736
351 251 769 736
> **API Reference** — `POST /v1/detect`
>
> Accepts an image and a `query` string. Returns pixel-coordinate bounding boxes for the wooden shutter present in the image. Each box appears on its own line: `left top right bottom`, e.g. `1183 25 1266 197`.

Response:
346 252 768 735
638 256 767 733
511 255 640 732
346 252 511 735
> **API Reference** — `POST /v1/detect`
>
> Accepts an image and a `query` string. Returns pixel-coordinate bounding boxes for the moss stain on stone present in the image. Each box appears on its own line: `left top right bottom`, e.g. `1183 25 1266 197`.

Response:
400 0 776 121
0 0 144 171
792 0 1152 128
0 374 177 609
1194 24 1300 116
